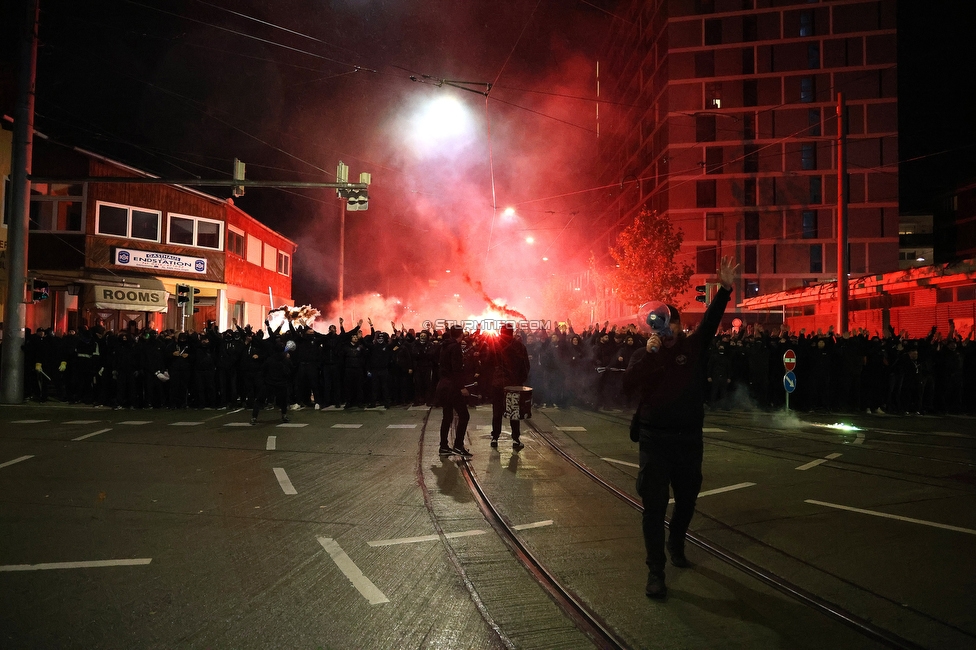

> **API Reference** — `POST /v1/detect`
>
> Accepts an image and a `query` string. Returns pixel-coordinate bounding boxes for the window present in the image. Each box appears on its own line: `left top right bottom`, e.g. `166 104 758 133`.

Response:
697 246 717 274
742 15 758 42
744 245 757 274
743 80 758 107
706 213 721 240
809 176 822 204
744 212 760 240
744 144 759 173
799 11 814 37
808 108 821 136
29 183 84 232
705 82 722 109
705 147 723 174
800 76 815 103
743 178 757 206
742 48 755 75
810 244 823 273
743 112 756 139
227 227 245 257
745 280 760 297
166 213 224 250
695 51 715 78
807 42 820 69
696 114 716 142
802 210 818 239
705 19 722 46
801 143 816 170
696 180 717 208
277 251 290 276
95 201 161 242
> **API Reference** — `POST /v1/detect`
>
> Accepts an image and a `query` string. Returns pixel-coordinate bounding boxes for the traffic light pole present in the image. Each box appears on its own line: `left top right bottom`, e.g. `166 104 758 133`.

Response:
1 0 39 405
338 199 345 316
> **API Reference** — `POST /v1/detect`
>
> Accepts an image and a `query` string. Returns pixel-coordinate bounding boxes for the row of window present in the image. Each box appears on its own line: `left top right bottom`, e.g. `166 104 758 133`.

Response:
696 177 823 209
696 243 825 276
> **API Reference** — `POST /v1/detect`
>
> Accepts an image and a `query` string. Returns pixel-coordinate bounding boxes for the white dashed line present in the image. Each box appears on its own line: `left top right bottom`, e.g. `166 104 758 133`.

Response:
805 500 976 536
368 530 486 547
796 452 842 471
332 424 362 429
317 537 389 604
118 421 151 425
11 419 48 424
277 423 308 428
703 427 727 433
224 423 252 427
668 482 756 504
556 426 587 432
0 558 152 572
407 406 429 411
387 424 416 429
273 467 297 495
602 457 639 468
63 420 100 425
72 428 112 441
170 421 204 426
266 436 276 450
513 520 554 530
0 455 34 469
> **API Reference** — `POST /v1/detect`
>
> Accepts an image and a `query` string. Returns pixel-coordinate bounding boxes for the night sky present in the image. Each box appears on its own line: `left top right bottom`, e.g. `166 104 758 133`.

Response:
1 0 974 323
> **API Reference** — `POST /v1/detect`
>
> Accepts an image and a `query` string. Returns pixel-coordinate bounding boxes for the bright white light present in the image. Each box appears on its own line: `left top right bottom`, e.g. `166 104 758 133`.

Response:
916 257 925 262
811 422 863 432
542 257 549 262
525 237 534 244
406 97 474 157
445 269 451 273
503 207 516 217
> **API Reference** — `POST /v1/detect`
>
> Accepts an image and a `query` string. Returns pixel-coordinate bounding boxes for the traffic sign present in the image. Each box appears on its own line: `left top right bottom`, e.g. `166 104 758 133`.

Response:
783 371 797 393
783 349 797 372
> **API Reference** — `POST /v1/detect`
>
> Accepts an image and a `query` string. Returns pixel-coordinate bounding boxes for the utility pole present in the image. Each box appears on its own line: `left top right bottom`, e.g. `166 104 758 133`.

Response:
836 92 849 334
1 0 39 404
338 198 346 316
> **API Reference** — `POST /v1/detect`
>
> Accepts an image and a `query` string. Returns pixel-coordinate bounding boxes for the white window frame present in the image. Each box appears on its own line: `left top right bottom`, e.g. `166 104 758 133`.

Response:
227 225 245 257
166 212 225 250
95 200 162 243
276 250 290 276
27 182 87 233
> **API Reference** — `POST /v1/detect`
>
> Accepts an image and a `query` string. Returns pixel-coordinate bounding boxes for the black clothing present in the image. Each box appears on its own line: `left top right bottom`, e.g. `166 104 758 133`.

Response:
624 285 731 575
435 338 469 449
486 332 530 442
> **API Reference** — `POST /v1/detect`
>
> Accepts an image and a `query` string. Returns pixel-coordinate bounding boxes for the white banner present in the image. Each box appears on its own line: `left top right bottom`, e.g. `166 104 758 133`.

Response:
94 285 168 312
113 247 207 274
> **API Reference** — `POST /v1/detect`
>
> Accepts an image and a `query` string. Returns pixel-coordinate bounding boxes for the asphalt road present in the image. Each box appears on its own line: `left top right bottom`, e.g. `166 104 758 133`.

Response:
0 402 973 649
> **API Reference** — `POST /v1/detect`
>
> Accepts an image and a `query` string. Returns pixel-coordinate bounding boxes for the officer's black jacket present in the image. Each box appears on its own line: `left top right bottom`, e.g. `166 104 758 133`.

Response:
624 286 731 437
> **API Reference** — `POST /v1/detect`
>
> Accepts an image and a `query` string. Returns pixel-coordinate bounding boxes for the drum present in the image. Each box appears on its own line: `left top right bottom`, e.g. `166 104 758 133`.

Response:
504 386 533 420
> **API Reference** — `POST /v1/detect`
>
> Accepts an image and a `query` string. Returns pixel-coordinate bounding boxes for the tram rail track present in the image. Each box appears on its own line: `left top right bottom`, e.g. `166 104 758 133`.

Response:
523 417 930 650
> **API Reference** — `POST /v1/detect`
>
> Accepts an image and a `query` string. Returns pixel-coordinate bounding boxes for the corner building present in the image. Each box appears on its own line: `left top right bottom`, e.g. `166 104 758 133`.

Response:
596 0 898 319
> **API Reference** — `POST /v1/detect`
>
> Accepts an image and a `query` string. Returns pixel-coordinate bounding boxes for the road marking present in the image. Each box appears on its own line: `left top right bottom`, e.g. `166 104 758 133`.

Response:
475 405 492 411
229 408 244 414
602 457 639 468
513 520 554 530
119 420 151 425
796 452 842 471
669 482 756 504
368 530 486 547
408 406 429 411
224 422 252 427
387 424 416 429
317 537 389 604
0 455 34 469
273 467 297 494
0 558 152 572
11 419 48 424
64 420 100 425
277 423 308 428
854 433 865 445
703 427 727 433
556 426 587 432
72 428 112 441
266 436 276 450
170 421 203 426
805 500 976 536
332 424 362 429
928 431 967 438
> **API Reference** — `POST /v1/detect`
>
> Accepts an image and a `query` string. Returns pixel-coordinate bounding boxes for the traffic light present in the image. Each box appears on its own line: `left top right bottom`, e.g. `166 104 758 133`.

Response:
176 284 190 305
695 284 710 305
31 280 49 302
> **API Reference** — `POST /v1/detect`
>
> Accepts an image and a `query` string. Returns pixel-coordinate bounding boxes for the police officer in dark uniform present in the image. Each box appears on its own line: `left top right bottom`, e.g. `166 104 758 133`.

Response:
624 256 736 599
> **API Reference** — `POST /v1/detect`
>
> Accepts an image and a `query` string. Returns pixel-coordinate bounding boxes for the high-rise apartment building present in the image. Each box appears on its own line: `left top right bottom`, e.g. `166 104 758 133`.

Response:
595 0 898 319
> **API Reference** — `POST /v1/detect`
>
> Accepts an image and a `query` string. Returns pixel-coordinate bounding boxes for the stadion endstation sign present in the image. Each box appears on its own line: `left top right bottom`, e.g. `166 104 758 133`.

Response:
113 247 208 275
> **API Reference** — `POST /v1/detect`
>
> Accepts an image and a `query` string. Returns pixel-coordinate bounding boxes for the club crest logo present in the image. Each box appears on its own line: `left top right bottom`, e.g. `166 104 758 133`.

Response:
194 260 206 272
117 251 130 264
675 354 688 366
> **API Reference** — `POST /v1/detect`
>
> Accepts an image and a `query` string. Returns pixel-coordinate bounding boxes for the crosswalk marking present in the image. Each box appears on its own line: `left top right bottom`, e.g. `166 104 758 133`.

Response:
332 424 362 429
387 424 416 429
317 537 389 604
170 421 204 426
277 423 308 428
273 468 297 495
266 436 276 450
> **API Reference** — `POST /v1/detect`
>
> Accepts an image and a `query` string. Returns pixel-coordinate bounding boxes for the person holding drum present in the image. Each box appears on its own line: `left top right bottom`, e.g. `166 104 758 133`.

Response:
624 256 737 599
487 324 531 451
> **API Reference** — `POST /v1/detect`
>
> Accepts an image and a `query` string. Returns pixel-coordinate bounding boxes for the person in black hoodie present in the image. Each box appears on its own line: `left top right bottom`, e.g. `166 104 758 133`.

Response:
435 325 471 456
624 256 736 599
252 339 294 424
487 324 530 450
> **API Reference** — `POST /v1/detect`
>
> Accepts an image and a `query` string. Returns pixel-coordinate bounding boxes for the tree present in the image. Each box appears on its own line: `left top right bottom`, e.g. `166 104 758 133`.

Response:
610 209 694 308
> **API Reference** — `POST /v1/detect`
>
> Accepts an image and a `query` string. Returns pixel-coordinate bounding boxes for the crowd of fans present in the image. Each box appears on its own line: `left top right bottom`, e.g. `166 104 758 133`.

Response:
13 315 976 417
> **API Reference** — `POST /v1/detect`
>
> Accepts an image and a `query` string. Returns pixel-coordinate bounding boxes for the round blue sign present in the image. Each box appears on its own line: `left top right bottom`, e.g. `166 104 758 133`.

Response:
783 371 797 393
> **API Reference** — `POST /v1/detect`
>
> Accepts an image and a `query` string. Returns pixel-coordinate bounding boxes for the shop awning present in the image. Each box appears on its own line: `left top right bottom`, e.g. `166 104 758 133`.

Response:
94 278 168 312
